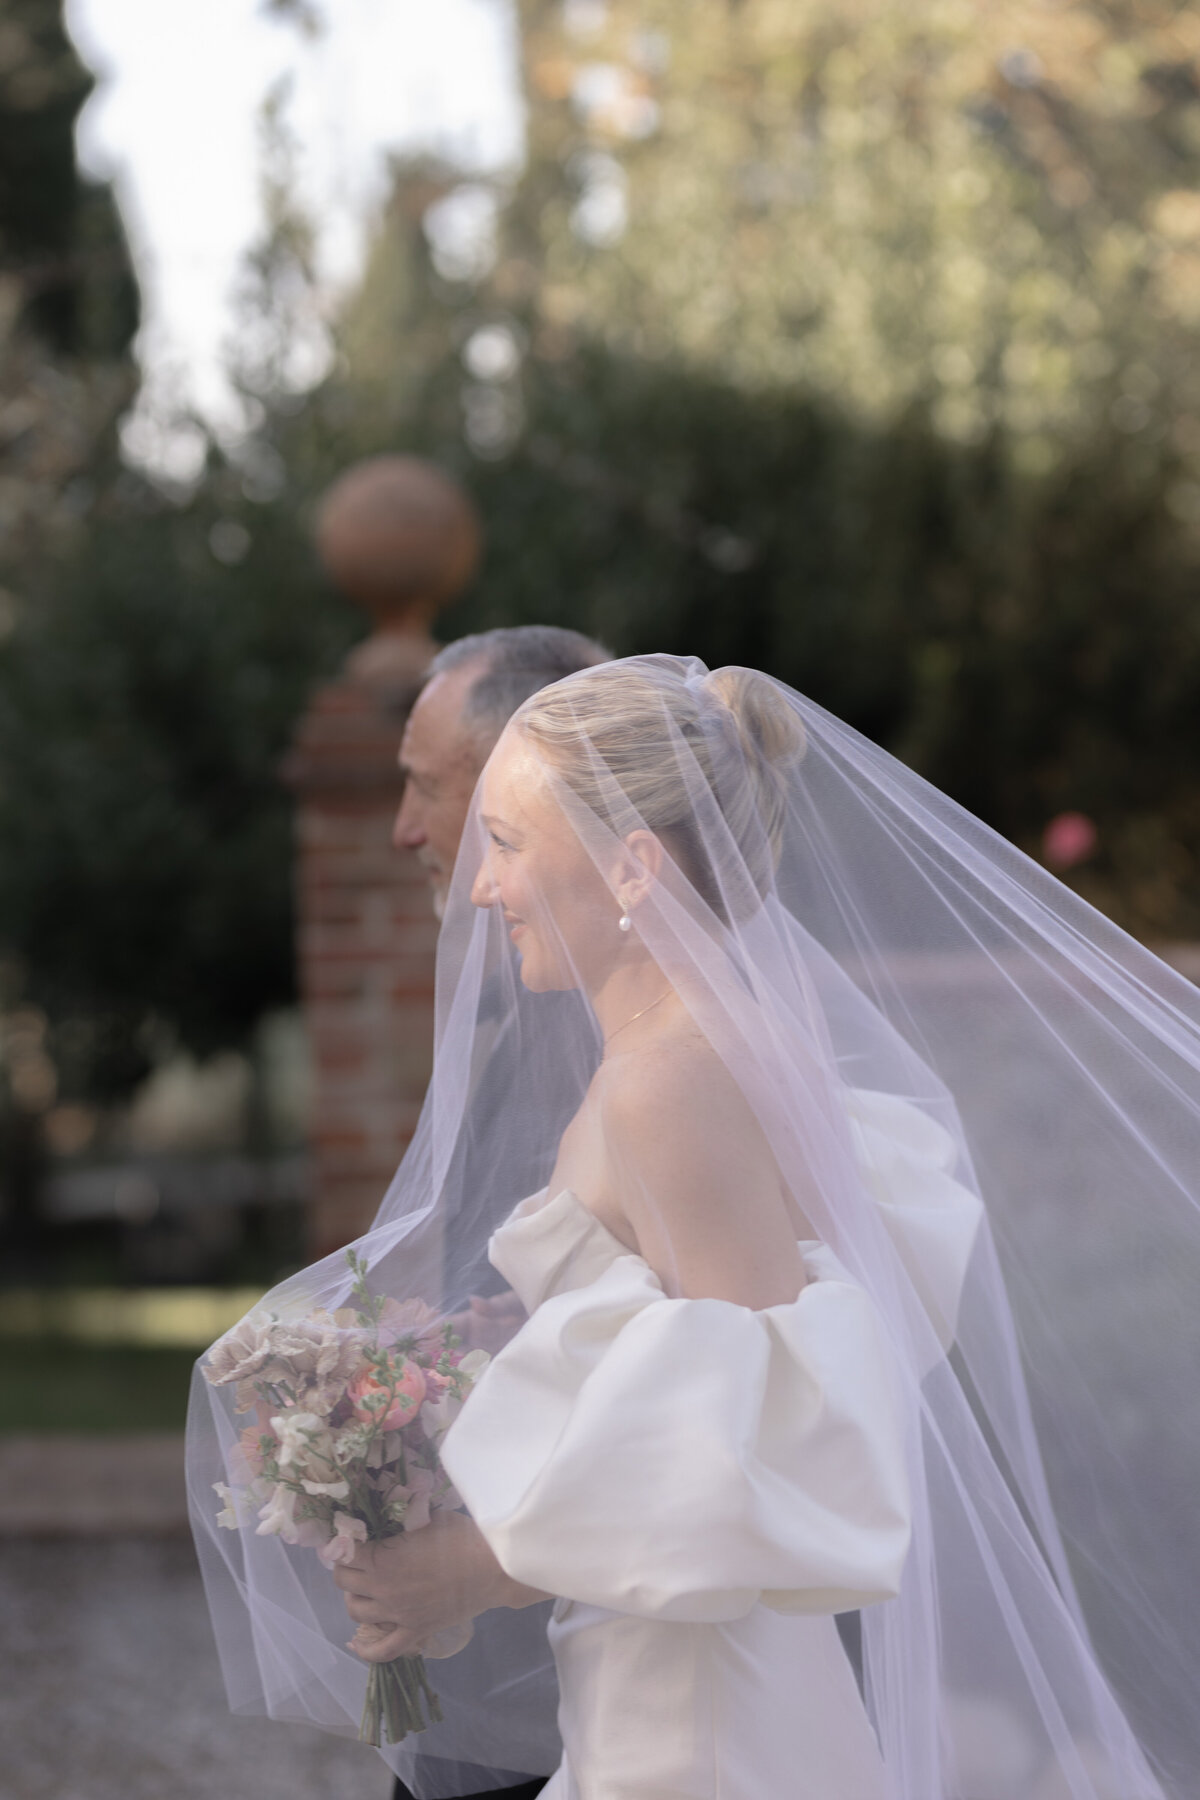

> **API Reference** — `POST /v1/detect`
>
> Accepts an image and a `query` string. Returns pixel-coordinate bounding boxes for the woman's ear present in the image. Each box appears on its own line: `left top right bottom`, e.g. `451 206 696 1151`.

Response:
616 830 664 916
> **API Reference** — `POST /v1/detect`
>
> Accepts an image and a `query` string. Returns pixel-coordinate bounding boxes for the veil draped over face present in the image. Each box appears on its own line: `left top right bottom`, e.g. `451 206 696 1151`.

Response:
187 654 1200 1799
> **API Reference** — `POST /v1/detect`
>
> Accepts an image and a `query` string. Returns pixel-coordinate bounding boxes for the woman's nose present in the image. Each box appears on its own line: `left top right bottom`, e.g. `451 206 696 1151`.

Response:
470 860 499 908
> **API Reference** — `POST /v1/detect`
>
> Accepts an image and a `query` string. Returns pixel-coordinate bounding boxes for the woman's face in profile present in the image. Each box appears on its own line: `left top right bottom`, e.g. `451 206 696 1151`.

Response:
470 729 615 993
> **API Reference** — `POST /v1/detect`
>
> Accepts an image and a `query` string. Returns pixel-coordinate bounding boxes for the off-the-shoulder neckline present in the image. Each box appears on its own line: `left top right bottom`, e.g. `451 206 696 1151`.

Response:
499 1183 832 1289
502 1183 633 1256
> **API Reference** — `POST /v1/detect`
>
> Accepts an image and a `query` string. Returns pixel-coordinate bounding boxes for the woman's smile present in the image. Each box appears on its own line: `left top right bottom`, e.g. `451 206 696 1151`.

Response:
472 729 629 993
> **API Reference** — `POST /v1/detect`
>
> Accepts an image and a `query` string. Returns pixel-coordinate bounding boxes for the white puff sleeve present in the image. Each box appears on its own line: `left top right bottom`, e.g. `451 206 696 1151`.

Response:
441 1229 911 1624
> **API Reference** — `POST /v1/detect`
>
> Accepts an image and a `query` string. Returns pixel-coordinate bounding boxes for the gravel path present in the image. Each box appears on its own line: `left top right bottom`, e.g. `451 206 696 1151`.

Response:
0 1535 392 1800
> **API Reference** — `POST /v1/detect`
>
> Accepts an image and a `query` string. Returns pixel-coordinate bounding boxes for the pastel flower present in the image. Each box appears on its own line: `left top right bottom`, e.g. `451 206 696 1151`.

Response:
421 1386 468 1441
252 1312 367 1387
213 1481 240 1530
348 1356 427 1432
420 1349 488 1441
204 1316 276 1391
227 1424 270 1484
333 1420 374 1463
317 1512 368 1569
376 1296 446 1355
301 1478 351 1499
271 1411 343 1488
382 1466 437 1531
254 1481 330 1549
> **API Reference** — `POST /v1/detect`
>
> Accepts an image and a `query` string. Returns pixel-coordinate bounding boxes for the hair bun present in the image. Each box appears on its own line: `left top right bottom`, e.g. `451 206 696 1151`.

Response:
702 668 807 771
519 658 804 921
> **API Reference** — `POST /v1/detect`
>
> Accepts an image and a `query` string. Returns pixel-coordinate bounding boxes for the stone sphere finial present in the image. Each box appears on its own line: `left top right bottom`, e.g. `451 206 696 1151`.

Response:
314 455 481 633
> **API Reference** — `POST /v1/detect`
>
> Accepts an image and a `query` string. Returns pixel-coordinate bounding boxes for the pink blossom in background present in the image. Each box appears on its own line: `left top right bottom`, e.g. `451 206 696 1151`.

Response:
1042 811 1098 870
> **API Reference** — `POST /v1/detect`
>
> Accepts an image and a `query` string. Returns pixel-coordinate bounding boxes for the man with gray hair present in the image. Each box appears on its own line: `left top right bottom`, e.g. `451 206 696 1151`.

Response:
394 625 611 918
372 626 609 1800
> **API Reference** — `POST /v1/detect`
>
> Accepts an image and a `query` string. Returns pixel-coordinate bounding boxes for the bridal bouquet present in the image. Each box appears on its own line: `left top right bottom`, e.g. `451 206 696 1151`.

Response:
202 1249 489 1747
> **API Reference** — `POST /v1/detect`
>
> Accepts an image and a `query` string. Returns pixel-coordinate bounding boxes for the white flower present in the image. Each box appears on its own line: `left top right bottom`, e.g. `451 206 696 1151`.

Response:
254 1481 329 1549
301 1478 351 1499
420 1391 464 1442
333 1420 373 1462
213 1481 240 1530
255 1482 299 1538
271 1411 340 1484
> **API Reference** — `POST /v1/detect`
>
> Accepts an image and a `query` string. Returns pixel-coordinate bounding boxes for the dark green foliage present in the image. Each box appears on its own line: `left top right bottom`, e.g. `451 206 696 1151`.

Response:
0 1338 197 1431
0 472 360 1091
0 0 138 357
4 3 1200 1105
406 339 1200 939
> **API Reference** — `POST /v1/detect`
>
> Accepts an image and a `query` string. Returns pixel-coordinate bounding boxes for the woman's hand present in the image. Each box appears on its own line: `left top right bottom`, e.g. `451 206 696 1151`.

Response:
448 1289 528 1353
331 1510 547 1661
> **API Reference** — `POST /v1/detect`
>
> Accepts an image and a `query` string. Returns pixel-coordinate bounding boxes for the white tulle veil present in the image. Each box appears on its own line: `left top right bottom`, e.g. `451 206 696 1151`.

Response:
187 653 1200 1799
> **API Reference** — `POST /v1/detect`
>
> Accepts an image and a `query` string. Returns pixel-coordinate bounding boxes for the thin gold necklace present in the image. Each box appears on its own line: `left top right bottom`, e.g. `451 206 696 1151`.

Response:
603 988 673 1050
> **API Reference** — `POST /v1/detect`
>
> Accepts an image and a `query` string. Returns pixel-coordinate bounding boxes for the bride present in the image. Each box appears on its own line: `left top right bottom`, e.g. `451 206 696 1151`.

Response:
189 656 1200 1799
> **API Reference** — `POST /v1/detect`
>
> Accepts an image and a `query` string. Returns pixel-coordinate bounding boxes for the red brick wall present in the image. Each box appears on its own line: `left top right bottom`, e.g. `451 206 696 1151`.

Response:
286 637 437 1256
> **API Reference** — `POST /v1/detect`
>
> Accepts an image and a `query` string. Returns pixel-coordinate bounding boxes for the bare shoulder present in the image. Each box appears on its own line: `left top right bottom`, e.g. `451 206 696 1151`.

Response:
596 1029 810 1295
600 1029 752 1144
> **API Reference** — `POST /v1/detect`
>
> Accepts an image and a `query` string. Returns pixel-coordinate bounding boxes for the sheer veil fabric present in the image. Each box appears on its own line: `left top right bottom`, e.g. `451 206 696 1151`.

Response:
187 654 1200 1798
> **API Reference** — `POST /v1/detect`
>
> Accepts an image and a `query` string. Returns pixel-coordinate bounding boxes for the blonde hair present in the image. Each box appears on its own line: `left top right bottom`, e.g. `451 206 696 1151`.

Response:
517 661 805 920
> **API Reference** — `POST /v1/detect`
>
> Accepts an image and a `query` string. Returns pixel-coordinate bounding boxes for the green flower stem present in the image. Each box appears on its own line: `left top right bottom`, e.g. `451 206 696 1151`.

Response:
359 1654 443 1748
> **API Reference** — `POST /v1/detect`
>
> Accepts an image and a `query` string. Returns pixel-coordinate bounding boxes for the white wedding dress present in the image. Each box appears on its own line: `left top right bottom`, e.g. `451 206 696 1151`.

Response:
441 1091 980 1799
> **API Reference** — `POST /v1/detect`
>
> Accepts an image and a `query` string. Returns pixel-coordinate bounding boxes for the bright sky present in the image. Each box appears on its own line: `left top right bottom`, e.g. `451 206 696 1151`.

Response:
64 0 523 473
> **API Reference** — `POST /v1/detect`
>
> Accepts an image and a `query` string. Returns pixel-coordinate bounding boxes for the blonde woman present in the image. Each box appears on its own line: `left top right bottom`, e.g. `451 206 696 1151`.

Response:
192 657 1200 1800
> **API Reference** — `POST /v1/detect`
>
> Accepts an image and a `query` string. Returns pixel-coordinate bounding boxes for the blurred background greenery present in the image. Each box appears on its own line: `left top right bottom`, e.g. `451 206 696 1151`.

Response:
2 0 1200 1422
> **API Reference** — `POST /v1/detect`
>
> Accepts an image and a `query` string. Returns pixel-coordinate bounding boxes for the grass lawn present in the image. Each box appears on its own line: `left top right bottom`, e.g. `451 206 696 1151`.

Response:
0 1338 198 1432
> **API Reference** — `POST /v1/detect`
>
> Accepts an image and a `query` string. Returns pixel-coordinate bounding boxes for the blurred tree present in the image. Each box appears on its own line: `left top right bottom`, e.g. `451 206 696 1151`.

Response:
4 0 1200 1124
0 50 358 1100
0 469 358 1095
0 0 139 603
509 0 1200 470
280 0 1200 939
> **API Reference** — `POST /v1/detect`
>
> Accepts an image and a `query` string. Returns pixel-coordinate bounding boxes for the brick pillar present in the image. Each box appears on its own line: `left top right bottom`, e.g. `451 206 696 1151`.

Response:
285 457 481 1256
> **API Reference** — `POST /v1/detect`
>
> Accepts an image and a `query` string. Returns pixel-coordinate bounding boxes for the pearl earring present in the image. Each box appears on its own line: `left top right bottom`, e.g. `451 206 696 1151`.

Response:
618 902 632 934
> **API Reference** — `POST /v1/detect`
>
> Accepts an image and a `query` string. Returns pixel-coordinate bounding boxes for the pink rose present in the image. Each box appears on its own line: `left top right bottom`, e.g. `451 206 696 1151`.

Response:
347 1355 427 1431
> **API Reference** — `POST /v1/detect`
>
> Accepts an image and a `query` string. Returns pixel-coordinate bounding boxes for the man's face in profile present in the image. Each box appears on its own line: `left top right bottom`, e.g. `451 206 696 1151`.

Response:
393 663 488 918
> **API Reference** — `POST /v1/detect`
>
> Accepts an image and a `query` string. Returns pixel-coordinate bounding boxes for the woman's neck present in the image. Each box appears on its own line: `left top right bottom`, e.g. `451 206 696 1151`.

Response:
590 952 678 1050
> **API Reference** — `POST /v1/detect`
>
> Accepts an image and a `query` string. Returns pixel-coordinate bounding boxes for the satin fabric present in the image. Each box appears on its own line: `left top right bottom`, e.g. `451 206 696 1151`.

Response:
441 1185 915 1798
189 655 1199 1796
